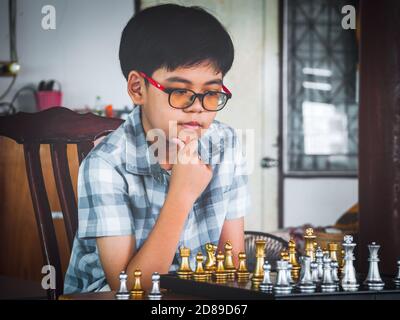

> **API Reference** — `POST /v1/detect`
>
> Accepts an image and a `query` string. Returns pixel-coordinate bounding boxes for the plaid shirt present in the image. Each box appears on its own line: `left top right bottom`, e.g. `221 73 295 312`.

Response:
64 105 251 294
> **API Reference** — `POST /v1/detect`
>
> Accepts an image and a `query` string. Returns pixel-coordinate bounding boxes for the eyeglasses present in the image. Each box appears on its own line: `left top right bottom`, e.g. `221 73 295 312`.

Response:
139 71 232 112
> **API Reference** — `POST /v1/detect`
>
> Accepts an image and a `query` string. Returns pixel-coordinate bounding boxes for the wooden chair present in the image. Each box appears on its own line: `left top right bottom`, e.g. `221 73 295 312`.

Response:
0 107 124 299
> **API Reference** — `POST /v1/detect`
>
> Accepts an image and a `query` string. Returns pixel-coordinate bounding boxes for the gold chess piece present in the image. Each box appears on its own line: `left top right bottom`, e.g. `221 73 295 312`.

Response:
177 246 193 279
224 241 236 281
236 252 250 282
339 249 345 275
214 251 228 282
251 239 266 287
304 228 317 261
280 249 289 261
288 238 300 280
130 269 145 298
328 243 339 262
204 243 217 279
193 252 208 281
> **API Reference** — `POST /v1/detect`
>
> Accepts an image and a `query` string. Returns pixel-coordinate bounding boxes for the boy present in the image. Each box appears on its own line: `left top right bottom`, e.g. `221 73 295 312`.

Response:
64 4 251 294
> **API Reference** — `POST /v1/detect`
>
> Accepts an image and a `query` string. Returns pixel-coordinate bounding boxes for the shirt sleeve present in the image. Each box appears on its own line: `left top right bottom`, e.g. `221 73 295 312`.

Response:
77 155 135 238
224 133 252 220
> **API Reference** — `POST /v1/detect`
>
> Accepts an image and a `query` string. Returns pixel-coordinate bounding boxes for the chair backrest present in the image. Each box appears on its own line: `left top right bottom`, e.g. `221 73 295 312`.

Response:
0 107 124 299
244 231 290 272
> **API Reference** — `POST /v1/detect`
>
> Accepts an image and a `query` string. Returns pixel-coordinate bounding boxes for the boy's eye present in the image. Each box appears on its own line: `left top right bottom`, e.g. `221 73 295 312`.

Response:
174 89 189 95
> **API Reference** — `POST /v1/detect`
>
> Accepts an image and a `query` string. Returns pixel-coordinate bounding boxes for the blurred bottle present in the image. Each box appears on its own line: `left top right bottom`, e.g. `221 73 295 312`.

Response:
94 96 103 116
105 104 114 118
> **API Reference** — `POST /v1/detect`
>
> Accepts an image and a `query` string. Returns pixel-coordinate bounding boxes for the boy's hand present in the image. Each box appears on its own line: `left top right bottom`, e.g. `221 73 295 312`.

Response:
168 136 212 205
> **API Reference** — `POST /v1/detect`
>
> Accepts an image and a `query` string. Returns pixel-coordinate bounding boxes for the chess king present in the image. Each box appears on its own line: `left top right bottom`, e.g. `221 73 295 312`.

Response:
63 3 250 294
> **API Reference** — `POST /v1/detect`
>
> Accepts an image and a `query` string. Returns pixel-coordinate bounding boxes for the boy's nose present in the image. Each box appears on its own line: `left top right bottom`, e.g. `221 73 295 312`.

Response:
183 96 204 113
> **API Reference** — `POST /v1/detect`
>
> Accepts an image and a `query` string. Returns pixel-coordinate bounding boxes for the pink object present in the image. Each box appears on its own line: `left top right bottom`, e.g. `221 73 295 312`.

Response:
36 91 63 111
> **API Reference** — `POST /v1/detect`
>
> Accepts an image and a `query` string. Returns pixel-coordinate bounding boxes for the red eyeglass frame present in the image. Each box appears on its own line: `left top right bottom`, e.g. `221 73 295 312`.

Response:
138 71 232 98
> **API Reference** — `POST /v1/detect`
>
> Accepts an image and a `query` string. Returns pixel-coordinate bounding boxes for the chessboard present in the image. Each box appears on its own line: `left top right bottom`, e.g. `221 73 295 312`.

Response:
160 272 400 300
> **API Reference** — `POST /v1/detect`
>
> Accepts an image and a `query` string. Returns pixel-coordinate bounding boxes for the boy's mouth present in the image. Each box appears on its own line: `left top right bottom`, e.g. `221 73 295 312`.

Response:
180 121 202 129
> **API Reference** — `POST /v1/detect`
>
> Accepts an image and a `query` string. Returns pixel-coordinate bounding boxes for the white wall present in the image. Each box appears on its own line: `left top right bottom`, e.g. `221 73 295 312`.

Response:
284 178 358 228
0 0 133 111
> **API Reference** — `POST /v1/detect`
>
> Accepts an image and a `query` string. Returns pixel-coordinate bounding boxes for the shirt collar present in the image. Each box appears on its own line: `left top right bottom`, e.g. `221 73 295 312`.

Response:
125 106 224 176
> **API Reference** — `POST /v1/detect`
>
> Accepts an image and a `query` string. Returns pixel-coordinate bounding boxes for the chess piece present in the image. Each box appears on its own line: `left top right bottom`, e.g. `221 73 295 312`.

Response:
315 247 324 280
115 271 130 300
177 246 193 279
304 228 317 261
251 240 266 287
224 241 236 281
288 239 300 280
328 242 339 262
331 260 340 289
363 242 385 290
236 252 250 282
286 262 296 287
321 255 336 292
394 260 400 286
259 261 273 291
193 252 208 281
340 235 359 291
280 249 289 261
339 249 345 275
214 251 228 282
311 261 320 284
274 260 292 294
130 269 145 297
298 256 316 293
204 243 217 278
148 272 162 299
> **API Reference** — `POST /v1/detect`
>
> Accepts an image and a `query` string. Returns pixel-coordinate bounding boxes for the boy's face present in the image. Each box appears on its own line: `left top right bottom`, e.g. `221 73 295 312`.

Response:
128 62 223 144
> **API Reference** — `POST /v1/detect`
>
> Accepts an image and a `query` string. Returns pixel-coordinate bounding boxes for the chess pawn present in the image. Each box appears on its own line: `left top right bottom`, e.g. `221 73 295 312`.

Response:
259 261 273 291
115 271 130 300
224 241 236 281
311 261 320 284
214 251 228 283
315 247 324 280
288 239 300 280
340 235 359 291
148 272 162 300
130 269 145 298
204 243 217 278
321 255 336 292
274 260 292 294
394 260 400 286
331 260 340 289
252 240 266 286
304 228 317 261
236 252 250 282
177 246 193 279
193 252 208 282
298 256 316 293
363 242 385 290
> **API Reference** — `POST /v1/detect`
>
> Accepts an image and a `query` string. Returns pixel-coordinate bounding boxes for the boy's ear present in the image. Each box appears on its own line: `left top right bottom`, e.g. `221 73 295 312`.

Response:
127 70 146 105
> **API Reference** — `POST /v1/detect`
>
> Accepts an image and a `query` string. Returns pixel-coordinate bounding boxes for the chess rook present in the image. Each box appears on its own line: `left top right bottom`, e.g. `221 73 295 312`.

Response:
363 242 385 290
115 271 130 300
274 260 292 294
288 239 300 280
298 256 316 293
177 246 193 279
251 240 266 287
321 255 336 292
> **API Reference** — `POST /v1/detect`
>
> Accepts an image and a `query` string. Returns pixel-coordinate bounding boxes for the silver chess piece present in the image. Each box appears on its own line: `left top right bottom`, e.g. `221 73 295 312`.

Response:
315 247 324 280
274 260 292 294
115 271 130 300
298 256 316 293
394 260 400 287
321 255 336 292
286 262 296 288
340 235 359 291
363 242 385 290
259 261 273 291
311 261 320 284
331 260 340 289
148 272 162 299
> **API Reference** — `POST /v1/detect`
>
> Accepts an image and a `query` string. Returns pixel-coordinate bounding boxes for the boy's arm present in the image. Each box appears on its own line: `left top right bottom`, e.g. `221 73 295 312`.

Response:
217 217 245 268
97 140 212 291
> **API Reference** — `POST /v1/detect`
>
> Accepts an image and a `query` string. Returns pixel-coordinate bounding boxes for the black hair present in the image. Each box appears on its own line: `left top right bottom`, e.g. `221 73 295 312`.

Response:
119 4 234 81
